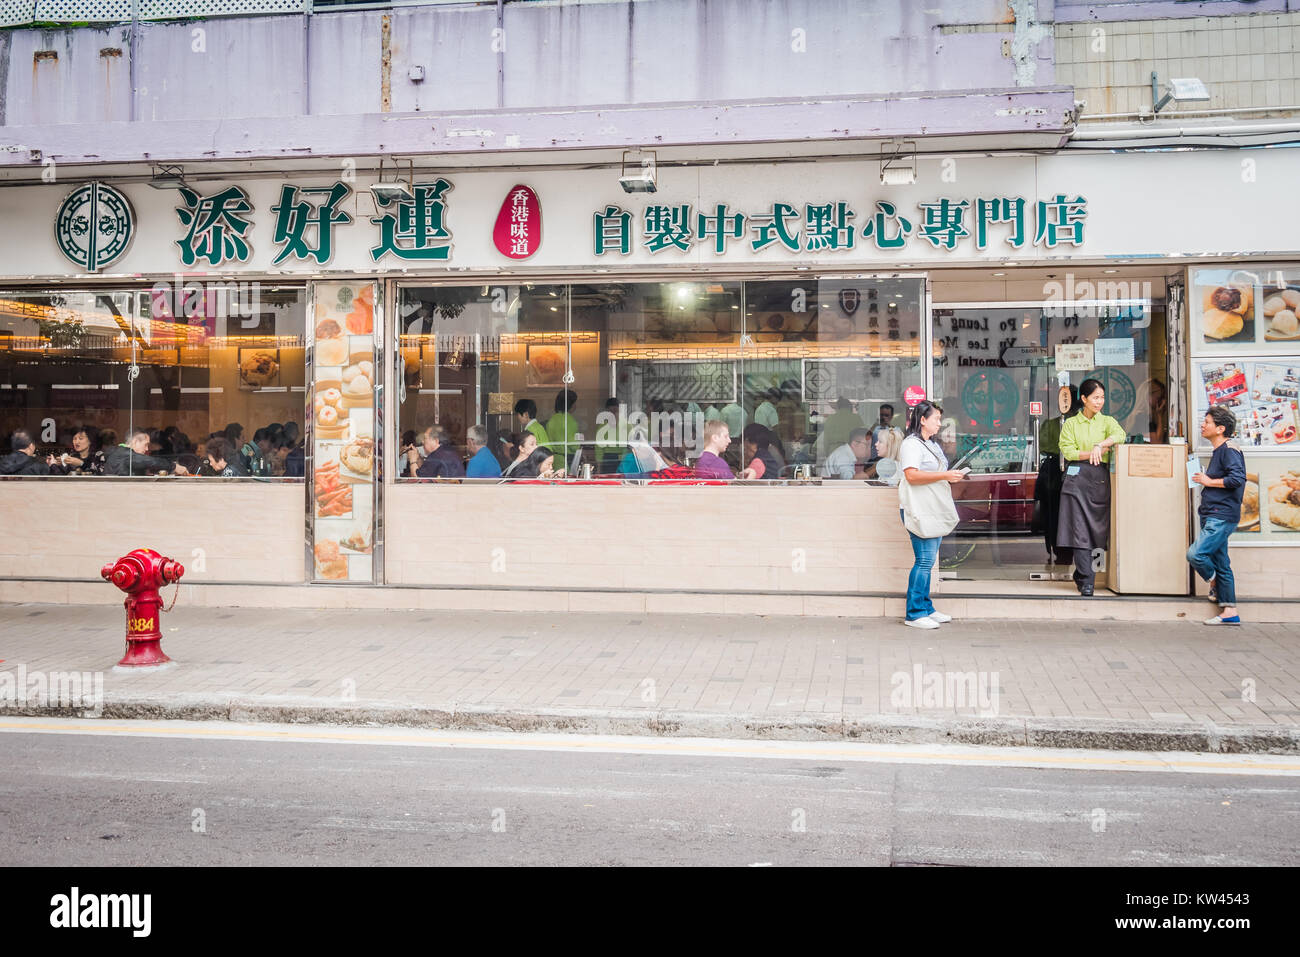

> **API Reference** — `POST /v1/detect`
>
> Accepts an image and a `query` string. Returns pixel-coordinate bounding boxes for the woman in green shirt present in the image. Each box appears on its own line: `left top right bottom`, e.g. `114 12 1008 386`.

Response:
1057 378 1127 596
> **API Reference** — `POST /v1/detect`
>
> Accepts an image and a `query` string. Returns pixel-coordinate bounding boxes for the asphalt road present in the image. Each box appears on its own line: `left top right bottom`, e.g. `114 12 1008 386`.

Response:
2 720 1297 866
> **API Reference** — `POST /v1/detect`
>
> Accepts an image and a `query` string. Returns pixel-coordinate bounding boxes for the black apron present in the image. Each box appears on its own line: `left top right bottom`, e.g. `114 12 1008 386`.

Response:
1057 461 1111 551
1034 454 1064 553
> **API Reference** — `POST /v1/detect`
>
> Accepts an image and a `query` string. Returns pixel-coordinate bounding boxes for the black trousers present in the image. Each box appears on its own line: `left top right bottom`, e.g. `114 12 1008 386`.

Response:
1073 547 1095 586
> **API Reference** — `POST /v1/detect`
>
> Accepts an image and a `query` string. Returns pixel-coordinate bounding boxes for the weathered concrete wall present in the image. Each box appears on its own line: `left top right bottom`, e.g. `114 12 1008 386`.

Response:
1 24 133 126
1 0 1049 130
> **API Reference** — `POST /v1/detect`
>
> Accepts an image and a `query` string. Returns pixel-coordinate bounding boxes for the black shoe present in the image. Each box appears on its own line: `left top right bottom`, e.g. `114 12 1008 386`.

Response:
1080 584 1094 597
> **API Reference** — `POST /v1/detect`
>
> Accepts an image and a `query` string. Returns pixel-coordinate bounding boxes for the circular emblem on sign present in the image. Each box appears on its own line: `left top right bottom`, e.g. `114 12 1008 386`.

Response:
960 369 1019 429
1083 368 1137 421
54 183 135 272
903 385 926 407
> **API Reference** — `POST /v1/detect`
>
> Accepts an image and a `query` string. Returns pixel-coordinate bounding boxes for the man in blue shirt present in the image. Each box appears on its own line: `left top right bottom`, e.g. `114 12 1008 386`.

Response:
1189 405 1247 625
465 425 502 478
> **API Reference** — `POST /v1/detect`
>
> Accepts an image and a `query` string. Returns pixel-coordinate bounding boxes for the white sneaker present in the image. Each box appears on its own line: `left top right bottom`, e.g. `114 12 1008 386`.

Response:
903 616 940 629
928 611 953 623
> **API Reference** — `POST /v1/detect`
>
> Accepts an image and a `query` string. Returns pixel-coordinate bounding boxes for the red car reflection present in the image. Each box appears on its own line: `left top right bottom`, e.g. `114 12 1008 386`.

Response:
948 438 1040 536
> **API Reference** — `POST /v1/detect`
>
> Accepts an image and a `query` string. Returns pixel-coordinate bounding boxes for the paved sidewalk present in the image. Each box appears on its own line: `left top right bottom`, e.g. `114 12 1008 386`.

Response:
2 603 1299 752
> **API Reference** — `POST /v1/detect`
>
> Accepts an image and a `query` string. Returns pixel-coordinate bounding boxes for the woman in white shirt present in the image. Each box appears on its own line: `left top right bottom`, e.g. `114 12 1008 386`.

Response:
898 401 967 629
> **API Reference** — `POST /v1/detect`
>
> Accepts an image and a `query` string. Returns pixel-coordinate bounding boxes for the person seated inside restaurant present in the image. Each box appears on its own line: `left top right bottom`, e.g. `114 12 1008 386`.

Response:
465 424 502 478
284 439 305 477
105 428 190 476
822 428 872 479
407 425 465 478
223 422 251 471
739 423 782 479
514 399 550 448
51 425 107 475
244 427 273 476
266 435 295 476
693 420 735 479
501 431 538 477
0 428 55 475
865 427 905 485
512 445 563 479
196 432 222 476
203 436 247 477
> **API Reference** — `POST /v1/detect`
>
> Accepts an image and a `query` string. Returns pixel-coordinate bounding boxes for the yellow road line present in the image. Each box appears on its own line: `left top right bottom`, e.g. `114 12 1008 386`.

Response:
1 719 1297 772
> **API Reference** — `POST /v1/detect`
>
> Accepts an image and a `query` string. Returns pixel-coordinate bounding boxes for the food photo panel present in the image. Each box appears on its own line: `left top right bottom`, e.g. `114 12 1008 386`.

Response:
1260 280 1300 344
313 444 353 520
1261 458 1300 537
1191 267 1300 353
310 280 379 584
1191 359 1300 451
1193 273 1256 346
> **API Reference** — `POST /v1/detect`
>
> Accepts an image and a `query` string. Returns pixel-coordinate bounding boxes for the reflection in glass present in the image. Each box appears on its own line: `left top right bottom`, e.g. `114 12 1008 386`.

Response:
931 296 1165 578
0 287 307 478
394 279 925 482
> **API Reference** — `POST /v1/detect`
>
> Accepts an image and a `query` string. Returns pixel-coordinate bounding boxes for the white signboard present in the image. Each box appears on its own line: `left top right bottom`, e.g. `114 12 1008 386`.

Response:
2 149 1300 278
1094 338 1135 366
1055 343 1095 371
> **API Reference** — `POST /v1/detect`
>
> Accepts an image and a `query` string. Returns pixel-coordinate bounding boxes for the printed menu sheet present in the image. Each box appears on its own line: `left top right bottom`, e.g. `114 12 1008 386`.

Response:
1192 358 1299 451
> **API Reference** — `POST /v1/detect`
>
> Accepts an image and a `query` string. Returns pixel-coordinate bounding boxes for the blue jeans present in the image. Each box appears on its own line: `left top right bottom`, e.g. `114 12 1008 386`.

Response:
1187 516 1236 607
901 509 940 620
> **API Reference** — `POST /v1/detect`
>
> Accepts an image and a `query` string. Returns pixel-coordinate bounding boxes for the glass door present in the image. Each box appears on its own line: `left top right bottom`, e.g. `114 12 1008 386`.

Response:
931 298 1166 580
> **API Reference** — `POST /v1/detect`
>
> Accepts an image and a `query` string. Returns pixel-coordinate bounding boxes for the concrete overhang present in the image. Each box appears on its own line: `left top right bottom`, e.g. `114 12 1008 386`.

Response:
0 86 1077 182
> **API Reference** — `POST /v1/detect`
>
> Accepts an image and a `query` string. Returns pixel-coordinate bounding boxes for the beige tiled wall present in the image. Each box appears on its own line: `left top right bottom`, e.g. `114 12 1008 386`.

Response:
385 483 1300 601
1056 13 1300 116
2 479 1296 609
1209 545 1300 600
385 484 914 595
0 481 305 584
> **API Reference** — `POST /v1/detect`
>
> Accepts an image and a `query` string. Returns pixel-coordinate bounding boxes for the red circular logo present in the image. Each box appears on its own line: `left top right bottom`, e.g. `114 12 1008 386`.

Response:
903 386 926 407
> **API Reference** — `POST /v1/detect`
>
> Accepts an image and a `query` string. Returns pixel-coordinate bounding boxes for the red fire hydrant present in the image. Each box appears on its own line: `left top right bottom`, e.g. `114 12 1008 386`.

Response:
101 548 185 667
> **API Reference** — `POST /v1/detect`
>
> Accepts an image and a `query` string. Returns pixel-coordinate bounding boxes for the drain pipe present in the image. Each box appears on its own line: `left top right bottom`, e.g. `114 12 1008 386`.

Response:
1081 104 1300 122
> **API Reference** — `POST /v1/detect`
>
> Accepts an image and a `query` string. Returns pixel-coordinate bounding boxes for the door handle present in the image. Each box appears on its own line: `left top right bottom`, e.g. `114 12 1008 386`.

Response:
1006 479 1021 485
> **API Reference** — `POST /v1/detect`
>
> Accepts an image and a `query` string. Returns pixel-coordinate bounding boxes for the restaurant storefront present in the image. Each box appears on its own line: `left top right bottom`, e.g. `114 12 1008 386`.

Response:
3 146 1299 617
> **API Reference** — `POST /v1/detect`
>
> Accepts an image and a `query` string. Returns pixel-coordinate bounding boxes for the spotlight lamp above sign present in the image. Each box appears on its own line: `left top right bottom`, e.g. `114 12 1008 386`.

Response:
619 149 658 194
